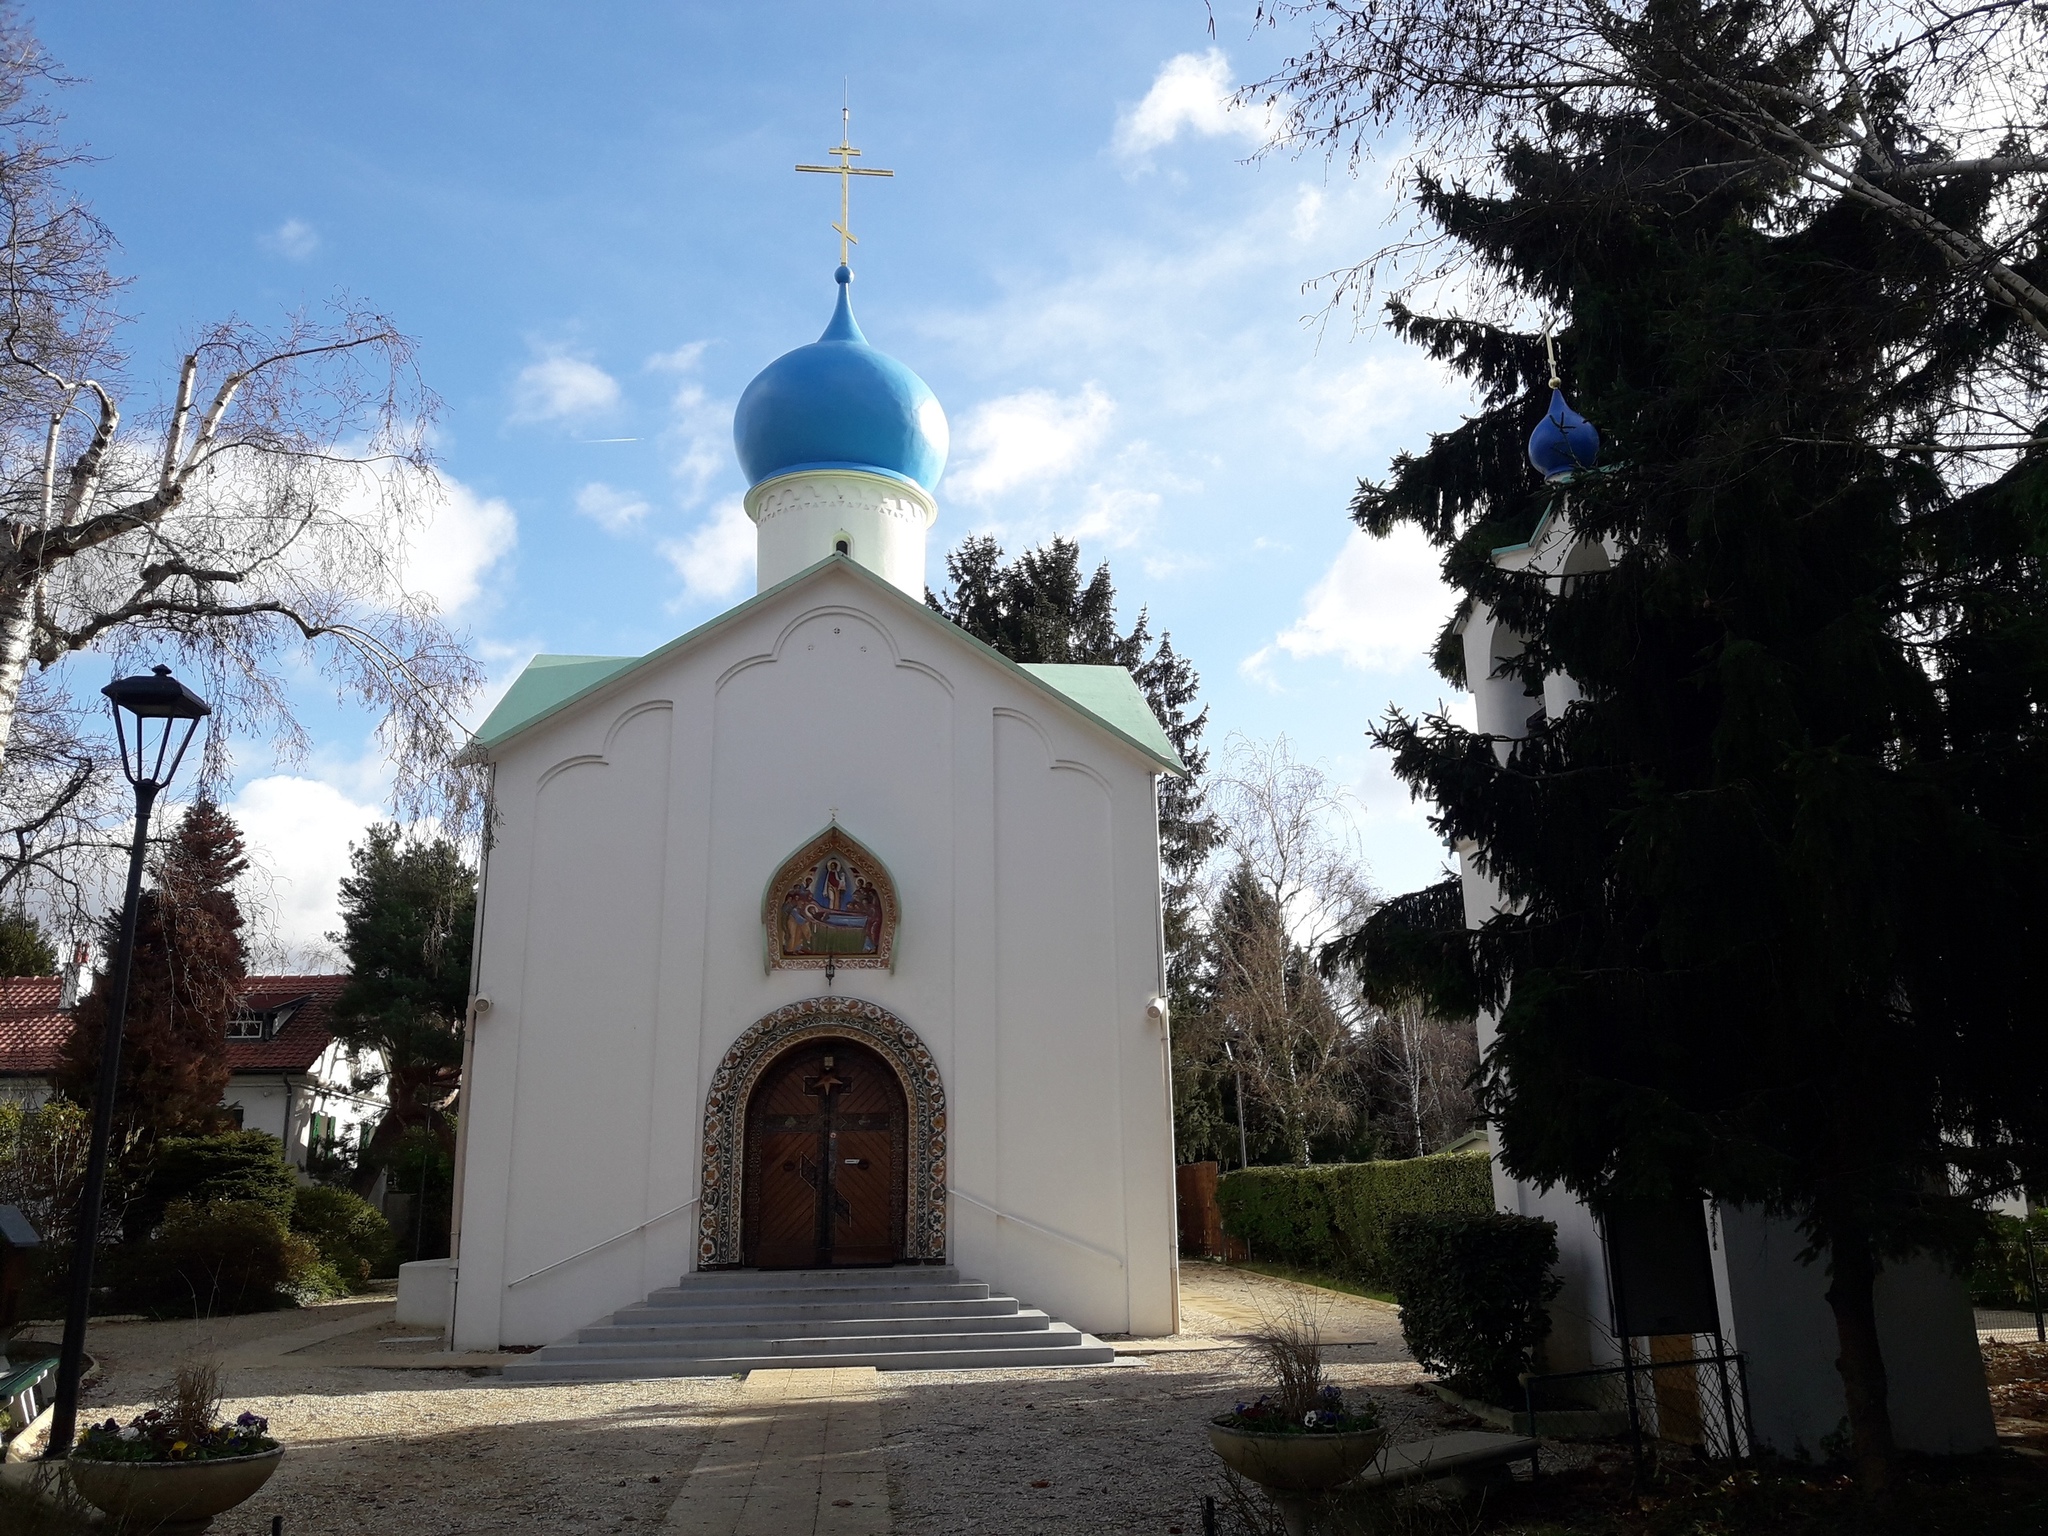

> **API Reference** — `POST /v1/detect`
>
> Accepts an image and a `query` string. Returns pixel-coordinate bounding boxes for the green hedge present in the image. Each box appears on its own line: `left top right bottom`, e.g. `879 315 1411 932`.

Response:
1385 1211 1562 1398
1215 1150 1493 1290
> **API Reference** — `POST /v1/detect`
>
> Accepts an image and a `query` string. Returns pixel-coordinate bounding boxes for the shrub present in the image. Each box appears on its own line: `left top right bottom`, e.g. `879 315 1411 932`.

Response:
1383 1211 1562 1400
131 1131 297 1239
292 1184 396 1289
1214 1150 1493 1289
1967 1211 2048 1309
116 1198 328 1315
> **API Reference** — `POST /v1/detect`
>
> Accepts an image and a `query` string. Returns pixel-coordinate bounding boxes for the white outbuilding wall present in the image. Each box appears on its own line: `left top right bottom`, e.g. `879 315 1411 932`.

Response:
451 560 1179 1351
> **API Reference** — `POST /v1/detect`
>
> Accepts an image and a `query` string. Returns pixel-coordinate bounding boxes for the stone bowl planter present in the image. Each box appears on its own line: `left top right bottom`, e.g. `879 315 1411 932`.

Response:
1207 1423 1386 1535
67 1445 284 1534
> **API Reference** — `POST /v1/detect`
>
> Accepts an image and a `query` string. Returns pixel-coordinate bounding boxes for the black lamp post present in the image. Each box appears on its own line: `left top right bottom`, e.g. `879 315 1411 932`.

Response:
44 665 209 1460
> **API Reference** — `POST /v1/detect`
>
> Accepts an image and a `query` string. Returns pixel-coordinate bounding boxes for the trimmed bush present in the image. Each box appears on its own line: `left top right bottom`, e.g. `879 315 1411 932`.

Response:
292 1184 397 1289
132 1131 297 1239
1383 1211 1562 1400
115 1198 330 1315
1214 1150 1493 1289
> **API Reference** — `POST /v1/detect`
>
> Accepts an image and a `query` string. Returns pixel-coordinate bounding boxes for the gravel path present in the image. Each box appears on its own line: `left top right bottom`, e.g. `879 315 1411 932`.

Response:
22 1264 1456 1535
881 1263 1442 1534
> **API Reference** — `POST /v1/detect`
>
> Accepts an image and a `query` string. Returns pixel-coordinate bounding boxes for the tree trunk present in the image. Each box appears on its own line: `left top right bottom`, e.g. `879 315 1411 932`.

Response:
1824 1234 1896 1493
0 569 41 777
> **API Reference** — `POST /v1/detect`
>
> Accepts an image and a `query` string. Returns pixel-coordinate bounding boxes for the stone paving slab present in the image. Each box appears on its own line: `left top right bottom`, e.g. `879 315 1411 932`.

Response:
664 1366 890 1535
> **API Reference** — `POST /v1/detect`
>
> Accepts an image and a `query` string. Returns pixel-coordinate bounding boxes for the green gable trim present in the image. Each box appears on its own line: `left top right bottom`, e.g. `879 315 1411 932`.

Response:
1020 664 1180 769
471 555 1186 774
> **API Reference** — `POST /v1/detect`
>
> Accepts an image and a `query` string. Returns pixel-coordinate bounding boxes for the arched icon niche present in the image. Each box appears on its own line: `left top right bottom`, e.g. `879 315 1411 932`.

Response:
761 824 899 972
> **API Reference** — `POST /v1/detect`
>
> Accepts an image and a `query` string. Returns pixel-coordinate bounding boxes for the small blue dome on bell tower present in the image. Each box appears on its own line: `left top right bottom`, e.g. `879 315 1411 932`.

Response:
732 267 949 492
1528 386 1600 482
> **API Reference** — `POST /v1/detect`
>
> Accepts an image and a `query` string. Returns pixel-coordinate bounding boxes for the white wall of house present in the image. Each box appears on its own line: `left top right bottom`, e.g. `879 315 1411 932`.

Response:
0 1078 52 1110
452 561 1179 1351
224 1041 387 1171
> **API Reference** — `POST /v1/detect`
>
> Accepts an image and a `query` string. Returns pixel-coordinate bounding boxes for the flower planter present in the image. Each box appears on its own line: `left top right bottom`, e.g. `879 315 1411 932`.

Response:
67 1445 284 1534
1207 1423 1386 1536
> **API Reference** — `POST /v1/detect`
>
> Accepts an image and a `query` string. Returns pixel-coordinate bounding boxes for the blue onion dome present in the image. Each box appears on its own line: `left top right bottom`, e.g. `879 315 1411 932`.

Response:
1528 386 1601 482
733 266 949 492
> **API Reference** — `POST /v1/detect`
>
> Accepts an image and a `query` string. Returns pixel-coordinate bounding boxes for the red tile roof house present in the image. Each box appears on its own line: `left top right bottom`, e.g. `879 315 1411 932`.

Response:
0 972 389 1180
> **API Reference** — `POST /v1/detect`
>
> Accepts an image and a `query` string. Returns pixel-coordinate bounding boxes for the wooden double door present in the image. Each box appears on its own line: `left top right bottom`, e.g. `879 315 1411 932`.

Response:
742 1037 907 1267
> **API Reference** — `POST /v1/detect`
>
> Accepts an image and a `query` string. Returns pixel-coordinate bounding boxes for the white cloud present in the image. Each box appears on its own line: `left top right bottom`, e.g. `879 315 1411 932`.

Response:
1114 50 1275 160
1291 186 1325 243
664 381 732 503
575 481 651 534
1248 525 1455 680
261 218 319 260
511 353 621 423
950 384 1115 503
1296 352 1472 455
661 497 754 604
647 341 711 373
231 775 382 967
1070 484 1160 548
404 474 518 616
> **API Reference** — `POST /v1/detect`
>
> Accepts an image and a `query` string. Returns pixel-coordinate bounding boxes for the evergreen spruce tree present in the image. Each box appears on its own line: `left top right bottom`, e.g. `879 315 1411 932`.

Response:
329 826 475 1178
930 536 1226 1159
58 800 246 1139
1317 5 2048 1484
0 906 56 975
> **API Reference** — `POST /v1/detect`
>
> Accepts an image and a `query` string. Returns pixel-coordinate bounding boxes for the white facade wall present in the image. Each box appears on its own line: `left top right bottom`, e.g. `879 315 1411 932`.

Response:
452 563 1179 1350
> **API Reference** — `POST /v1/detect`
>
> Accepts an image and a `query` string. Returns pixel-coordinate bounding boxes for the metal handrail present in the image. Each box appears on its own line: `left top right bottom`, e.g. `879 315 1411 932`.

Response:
949 1188 1124 1270
507 1196 700 1288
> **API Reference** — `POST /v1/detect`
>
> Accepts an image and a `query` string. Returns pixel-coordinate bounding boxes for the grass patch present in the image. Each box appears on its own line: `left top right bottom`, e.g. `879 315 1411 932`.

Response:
1229 1258 1399 1306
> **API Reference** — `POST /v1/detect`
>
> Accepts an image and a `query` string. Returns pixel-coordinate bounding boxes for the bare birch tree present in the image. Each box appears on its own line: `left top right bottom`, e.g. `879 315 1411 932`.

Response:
1245 0 2048 355
1357 997 1477 1158
0 17 484 918
1203 735 1377 1163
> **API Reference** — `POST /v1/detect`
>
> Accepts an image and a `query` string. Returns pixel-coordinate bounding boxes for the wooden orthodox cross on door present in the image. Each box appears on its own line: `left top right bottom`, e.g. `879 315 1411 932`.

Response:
743 1038 906 1267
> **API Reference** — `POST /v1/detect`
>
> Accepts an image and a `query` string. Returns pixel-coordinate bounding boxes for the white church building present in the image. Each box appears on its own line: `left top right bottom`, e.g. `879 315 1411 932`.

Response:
442 264 1182 1365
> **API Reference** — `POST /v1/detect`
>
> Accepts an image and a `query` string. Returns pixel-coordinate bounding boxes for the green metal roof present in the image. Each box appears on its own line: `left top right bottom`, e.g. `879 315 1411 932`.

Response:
471 556 1186 774
475 655 638 744
1018 664 1179 767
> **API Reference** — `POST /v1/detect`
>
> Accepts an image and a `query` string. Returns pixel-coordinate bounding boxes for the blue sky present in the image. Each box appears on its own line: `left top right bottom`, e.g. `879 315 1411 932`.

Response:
41 2 1477 961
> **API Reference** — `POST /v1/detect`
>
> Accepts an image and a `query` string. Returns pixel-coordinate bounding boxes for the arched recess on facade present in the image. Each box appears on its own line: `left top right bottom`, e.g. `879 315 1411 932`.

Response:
697 996 947 1268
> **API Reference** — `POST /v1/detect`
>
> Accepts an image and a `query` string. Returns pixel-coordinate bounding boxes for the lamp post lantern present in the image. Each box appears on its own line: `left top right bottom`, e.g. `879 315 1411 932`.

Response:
44 665 209 1460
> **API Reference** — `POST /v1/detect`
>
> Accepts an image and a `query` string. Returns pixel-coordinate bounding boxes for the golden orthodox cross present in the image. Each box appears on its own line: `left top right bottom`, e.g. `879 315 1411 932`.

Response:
796 106 894 270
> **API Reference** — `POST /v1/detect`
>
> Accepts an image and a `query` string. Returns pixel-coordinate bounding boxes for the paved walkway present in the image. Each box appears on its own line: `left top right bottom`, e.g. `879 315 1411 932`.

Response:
1177 1262 1402 1349
663 1367 891 1535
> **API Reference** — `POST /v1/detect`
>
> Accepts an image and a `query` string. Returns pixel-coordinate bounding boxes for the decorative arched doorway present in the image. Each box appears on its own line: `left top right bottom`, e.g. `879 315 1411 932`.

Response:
743 1037 905 1267
698 996 946 1269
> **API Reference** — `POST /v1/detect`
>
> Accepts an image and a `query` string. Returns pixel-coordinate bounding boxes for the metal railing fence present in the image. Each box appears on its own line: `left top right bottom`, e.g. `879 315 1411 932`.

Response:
1523 1347 1751 1474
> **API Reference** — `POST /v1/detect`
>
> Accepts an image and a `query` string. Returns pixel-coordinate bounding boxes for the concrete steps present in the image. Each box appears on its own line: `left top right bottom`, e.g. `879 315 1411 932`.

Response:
503 1266 1115 1381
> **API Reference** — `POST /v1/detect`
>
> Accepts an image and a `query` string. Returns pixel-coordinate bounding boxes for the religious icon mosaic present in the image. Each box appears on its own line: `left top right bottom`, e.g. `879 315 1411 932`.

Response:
762 825 898 970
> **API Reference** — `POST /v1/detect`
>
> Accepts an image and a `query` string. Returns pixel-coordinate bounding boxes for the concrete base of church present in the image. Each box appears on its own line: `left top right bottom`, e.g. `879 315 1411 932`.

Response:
396 1258 456 1330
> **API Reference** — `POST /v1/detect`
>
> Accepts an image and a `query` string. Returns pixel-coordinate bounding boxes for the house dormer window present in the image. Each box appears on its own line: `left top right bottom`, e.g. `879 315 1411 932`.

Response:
226 1013 264 1040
